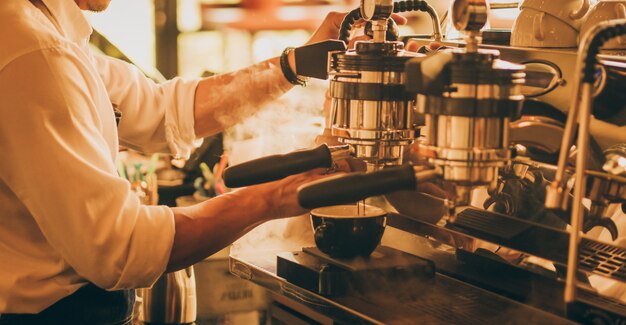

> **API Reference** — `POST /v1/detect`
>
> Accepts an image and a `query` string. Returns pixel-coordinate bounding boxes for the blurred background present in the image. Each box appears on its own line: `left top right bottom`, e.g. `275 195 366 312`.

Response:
86 0 520 75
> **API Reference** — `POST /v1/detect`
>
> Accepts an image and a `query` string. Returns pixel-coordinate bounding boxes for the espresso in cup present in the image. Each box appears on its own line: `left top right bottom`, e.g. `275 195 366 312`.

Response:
311 205 387 258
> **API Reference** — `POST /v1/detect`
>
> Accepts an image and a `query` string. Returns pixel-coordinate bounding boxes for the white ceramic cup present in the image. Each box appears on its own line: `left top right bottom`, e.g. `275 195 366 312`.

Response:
511 7 580 47
520 0 590 30
580 0 626 49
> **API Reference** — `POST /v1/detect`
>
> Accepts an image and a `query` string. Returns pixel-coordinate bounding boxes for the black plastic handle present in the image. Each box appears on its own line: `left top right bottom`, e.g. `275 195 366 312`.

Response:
223 144 333 188
298 164 417 209
294 40 347 80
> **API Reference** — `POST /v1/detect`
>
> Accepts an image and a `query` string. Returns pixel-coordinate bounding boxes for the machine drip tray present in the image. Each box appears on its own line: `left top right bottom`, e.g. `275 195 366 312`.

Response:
276 246 435 297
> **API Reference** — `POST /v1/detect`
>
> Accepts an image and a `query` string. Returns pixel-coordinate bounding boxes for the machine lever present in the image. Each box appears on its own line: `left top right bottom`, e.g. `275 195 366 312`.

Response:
223 144 334 188
294 40 347 80
297 164 421 209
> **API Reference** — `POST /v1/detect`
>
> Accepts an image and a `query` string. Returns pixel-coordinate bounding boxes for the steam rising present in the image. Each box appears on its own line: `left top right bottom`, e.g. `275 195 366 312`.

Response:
224 83 326 166
213 61 290 129
227 80 328 256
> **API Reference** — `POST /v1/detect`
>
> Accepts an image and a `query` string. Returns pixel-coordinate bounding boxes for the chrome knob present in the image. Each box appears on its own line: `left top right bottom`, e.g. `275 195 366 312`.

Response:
360 0 394 21
451 0 489 31
451 0 489 52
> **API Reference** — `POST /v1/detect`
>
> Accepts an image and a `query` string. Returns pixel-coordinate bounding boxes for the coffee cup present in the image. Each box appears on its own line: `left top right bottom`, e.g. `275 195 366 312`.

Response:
580 0 626 49
511 7 580 47
520 0 590 30
311 205 387 258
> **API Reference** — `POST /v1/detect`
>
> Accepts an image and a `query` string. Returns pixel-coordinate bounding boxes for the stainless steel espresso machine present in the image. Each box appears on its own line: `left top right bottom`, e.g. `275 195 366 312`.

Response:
223 0 626 323
222 0 439 187
298 0 526 214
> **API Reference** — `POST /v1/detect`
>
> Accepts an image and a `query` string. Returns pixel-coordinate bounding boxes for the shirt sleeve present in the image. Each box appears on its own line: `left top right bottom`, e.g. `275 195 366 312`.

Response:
92 52 200 159
0 46 175 290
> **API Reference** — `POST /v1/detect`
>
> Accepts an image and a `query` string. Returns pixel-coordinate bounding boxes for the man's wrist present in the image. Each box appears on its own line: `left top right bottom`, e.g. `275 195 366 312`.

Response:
280 47 307 87
288 50 296 77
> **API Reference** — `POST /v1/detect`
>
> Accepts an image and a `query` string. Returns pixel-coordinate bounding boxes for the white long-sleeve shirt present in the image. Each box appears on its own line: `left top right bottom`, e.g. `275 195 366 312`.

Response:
0 0 200 313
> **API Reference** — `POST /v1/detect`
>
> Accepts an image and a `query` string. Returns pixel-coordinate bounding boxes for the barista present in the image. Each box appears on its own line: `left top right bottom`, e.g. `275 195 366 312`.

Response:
0 0 412 323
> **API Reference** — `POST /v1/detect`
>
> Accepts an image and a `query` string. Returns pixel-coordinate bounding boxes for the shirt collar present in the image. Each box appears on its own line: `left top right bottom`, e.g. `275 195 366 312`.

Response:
40 0 92 43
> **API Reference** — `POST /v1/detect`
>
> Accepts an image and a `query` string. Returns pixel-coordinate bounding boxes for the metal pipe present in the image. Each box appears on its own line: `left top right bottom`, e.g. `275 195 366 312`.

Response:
371 20 388 43
424 3 443 41
564 82 593 304
490 2 520 10
545 26 589 211
547 20 626 211
562 19 626 305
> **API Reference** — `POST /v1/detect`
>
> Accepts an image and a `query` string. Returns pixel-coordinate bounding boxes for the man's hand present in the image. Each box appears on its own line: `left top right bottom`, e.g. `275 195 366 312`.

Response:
288 12 409 73
305 12 348 46
167 158 351 272
261 159 351 219
306 12 409 46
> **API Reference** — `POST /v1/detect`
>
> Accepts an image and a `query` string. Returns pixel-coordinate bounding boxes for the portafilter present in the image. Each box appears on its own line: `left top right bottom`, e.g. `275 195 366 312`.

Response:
222 144 351 188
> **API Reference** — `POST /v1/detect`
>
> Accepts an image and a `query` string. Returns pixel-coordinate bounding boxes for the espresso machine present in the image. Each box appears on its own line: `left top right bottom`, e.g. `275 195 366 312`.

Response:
298 0 526 214
224 0 626 323
222 0 445 187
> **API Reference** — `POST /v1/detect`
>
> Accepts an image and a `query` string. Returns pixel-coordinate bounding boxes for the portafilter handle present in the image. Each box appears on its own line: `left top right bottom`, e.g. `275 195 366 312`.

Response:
223 144 350 188
298 164 438 209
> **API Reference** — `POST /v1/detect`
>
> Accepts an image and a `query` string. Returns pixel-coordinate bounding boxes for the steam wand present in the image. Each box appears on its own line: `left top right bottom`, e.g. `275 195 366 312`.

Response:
545 19 626 305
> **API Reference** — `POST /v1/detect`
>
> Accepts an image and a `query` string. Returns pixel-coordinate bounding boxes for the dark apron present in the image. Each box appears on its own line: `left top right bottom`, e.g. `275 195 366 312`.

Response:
0 284 135 325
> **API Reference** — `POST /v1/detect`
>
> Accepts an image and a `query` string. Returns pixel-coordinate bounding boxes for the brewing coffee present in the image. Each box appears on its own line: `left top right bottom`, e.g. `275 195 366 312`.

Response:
311 205 387 258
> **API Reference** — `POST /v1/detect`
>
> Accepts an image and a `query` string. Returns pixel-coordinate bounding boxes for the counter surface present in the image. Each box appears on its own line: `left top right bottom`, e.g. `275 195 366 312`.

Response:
229 248 574 324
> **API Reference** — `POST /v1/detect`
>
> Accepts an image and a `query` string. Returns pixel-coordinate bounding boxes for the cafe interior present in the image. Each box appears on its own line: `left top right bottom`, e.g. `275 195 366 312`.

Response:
71 0 626 323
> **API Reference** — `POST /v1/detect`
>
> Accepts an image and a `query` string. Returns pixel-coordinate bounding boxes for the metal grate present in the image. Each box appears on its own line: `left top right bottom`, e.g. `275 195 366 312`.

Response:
449 209 626 284
579 240 626 282
451 208 531 240
401 277 563 324
405 288 505 323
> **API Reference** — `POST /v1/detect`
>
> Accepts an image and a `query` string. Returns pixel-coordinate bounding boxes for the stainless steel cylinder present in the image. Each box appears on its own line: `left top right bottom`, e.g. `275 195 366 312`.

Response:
421 114 510 186
329 44 421 167
139 267 197 324
411 51 525 205
332 97 415 165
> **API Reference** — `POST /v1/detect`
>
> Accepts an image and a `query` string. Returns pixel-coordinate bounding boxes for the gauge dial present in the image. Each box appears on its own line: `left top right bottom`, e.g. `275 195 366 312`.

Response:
452 0 488 32
360 0 376 21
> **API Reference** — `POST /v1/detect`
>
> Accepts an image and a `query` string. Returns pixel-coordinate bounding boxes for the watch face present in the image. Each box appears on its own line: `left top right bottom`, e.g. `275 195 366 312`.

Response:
360 0 376 20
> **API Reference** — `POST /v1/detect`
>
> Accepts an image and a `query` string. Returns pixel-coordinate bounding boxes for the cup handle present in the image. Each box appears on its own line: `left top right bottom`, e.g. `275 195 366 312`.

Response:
533 12 545 41
569 0 590 20
314 223 335 252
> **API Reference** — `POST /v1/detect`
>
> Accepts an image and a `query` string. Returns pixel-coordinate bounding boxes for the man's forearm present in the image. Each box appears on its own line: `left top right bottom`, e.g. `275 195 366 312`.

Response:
191 10 352 137
193 54 297 137
164 163 330 272
166 186 274 272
